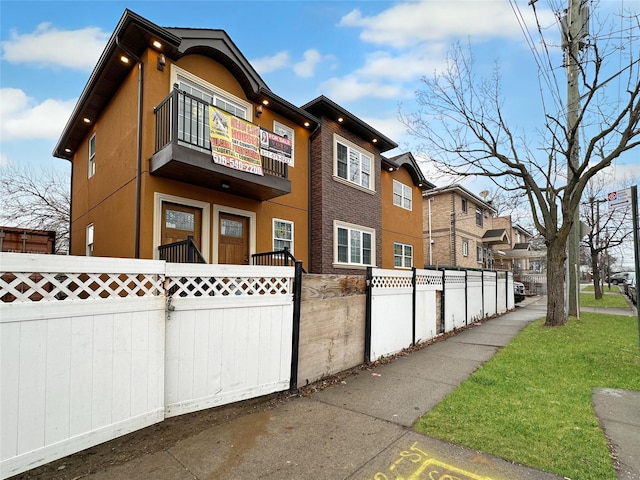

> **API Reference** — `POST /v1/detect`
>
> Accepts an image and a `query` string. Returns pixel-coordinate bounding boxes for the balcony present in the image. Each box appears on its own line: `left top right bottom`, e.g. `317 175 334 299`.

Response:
151 87 290 201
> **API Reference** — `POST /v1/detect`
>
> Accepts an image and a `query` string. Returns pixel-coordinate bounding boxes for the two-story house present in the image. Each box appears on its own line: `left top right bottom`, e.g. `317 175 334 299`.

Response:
422 184 499 269
53 9 430 273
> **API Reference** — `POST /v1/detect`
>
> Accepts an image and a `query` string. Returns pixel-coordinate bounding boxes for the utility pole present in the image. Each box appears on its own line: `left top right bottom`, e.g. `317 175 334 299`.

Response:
563 0 589 317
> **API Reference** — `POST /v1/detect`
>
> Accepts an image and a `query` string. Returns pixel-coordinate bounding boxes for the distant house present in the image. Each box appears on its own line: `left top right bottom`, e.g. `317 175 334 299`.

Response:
422 184 534 271
0 227 56 254
53 9 434 273
422 184 497 269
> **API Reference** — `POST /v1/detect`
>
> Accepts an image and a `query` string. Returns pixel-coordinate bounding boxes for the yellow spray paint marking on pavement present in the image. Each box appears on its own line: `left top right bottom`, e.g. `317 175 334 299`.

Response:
369 441 495 480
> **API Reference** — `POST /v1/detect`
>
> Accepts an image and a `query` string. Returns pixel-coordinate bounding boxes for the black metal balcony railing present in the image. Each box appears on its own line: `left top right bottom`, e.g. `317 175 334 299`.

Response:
158 236 207 264
251 248 307 272
154 87 288 179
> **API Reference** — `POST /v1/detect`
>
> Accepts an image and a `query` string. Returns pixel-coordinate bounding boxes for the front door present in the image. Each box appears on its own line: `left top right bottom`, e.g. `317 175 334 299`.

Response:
161 202 202 249
218 213 249 264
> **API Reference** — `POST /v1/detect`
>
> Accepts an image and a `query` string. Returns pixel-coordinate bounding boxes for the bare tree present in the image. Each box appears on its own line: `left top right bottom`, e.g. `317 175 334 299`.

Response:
401 8 640 326
0 164 71 254
581 173 635 298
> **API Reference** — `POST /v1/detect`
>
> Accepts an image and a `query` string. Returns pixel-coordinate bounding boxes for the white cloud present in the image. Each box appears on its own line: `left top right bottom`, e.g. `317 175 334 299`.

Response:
339 0 556 48
0 88 76 141
320 76 405 103
362 115 408 142
1 22 108 71
356 48 447 81
294 49 323 78
251 51 290 74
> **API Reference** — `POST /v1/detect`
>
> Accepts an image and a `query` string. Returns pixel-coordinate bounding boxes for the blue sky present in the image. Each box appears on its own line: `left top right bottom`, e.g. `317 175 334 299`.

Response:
0 0 637 193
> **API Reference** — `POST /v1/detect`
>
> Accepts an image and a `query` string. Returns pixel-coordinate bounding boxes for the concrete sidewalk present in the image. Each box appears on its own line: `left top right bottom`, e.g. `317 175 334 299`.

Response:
13 296 639 480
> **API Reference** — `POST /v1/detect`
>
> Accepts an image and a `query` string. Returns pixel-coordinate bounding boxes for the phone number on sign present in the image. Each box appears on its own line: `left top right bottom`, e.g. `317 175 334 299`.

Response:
213 154 263 175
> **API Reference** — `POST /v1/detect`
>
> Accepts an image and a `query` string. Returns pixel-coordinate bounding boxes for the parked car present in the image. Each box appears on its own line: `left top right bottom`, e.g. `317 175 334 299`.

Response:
514 281 525 304
624 277 636 305
608 272 634 285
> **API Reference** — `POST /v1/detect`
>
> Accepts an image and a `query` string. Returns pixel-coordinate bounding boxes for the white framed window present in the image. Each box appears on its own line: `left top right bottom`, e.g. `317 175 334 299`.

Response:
394 242 413 268
273 121 294 167
462 240 469 257
461 198 467 213
273 218 293 252
334 221 375 267
86 223 94 256
334 135 373 190
393 180 412 210
88 133 96 178
476 245 483 263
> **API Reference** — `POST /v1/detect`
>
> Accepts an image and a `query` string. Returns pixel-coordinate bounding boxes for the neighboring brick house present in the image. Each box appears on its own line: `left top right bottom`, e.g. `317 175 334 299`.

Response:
53 9 432 273
491 217 534 272
422 184 498 269
422 184 535 270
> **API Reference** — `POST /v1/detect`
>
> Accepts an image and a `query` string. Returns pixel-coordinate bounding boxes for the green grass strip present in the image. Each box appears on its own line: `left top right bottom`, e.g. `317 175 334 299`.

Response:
415 313 640 479
580 291 631 308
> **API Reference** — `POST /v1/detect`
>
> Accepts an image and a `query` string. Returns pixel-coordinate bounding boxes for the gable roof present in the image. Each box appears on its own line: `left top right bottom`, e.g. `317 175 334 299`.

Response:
53 9 318 160
301 95 397 152
482 229 509 244
423 183 497 214
382 152 436 190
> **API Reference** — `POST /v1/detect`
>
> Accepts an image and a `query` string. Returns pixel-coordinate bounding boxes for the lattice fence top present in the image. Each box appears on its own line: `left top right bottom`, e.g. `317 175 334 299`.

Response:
371 274 414 289
0 272 163 303
165 275 292 298
415 272 443 286
0 254 295 303
444 273 467 284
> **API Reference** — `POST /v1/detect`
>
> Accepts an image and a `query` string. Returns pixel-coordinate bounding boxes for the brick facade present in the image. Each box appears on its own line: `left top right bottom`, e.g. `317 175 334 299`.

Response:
309 115 382 274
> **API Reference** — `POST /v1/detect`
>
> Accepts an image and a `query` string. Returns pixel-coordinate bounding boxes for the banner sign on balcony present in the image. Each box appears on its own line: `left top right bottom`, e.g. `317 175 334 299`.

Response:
260 129 293 165
208 106 263 176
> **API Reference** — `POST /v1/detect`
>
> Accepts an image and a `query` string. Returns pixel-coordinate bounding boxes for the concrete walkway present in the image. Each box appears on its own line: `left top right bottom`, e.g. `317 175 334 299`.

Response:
12 296 639 480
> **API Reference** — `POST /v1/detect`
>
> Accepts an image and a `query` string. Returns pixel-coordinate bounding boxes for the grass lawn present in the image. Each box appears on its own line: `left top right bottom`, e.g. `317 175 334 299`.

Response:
580 291 631 308
415 312 640 480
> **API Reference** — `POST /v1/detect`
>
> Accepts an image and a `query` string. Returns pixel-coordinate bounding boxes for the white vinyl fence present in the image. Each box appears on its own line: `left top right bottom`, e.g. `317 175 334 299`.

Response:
0 253 295 479
369 268 514 362
368 268 443 362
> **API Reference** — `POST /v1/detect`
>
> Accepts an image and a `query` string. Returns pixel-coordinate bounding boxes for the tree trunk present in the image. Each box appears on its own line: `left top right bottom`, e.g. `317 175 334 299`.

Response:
545 243 568 326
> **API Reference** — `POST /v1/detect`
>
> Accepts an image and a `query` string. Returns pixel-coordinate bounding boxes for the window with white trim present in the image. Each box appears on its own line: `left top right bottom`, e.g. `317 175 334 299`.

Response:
393 180 412 210
334 136 372 190
273 219 293 252
88 133 96 178
273 121 294 167
476 245 483 263
394 242 413 268
462 240 469 257
335 222 374 266
461 198 467 213
86 224 94 256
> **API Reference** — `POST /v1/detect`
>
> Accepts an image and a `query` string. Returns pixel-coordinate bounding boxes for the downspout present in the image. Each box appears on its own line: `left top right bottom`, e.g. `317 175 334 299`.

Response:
428 196 433 265
116 36 143 259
